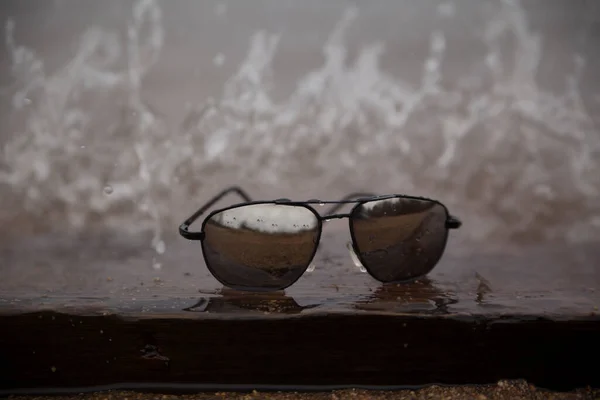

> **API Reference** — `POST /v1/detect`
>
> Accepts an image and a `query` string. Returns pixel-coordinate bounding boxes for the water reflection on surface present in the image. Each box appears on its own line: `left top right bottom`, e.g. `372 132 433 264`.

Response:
183 288 316 314
353 278 458 315
182 279 458 316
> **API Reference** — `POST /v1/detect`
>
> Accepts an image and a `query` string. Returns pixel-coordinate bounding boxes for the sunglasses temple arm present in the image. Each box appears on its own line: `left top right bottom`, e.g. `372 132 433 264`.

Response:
446 215 462 229
325 192 378 215
179 186 253 239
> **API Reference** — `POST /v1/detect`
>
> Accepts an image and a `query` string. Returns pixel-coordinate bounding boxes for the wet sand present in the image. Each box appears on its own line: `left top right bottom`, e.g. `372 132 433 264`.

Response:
8 381 600 400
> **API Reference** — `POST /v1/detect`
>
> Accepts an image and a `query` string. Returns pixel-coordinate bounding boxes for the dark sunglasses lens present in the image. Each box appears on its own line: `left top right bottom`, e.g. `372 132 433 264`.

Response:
350 197 449 282
202 204 320 291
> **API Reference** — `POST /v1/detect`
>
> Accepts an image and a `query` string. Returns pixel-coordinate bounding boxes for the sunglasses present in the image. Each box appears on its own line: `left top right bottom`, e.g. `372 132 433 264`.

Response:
179 186 462 292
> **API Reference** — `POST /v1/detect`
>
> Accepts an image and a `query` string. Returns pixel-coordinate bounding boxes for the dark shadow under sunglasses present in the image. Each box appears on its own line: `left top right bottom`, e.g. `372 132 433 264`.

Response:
179 186 462 292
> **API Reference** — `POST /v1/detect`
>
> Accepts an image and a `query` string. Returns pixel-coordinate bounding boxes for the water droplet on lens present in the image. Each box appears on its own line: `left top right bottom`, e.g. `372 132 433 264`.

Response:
103 185 113 195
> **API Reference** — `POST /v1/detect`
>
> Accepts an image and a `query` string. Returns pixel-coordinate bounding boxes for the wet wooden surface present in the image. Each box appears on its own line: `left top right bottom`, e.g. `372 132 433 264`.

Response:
0 231 599 393
1 227 599 317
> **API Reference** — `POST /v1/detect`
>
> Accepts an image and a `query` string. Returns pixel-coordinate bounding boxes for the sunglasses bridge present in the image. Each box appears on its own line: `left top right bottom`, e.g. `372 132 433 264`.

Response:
321 212 351 221
301 212 367 273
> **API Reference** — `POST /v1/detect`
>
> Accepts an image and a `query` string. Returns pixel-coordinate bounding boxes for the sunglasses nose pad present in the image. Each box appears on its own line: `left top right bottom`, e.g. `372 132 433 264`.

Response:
346 241 367 273
306 262 316 272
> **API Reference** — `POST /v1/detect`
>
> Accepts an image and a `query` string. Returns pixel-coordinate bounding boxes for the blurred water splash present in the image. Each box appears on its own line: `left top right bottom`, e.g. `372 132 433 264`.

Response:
0 0 599 255
2 0 169 253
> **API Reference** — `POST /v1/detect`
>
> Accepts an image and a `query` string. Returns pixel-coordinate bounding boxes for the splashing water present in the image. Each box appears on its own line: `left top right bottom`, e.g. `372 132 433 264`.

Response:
0 0 599 256
1 0 168 253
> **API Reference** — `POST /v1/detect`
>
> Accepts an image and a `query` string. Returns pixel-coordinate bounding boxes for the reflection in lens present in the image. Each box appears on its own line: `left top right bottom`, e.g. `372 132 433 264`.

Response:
202 204 320 291
350 197 449 282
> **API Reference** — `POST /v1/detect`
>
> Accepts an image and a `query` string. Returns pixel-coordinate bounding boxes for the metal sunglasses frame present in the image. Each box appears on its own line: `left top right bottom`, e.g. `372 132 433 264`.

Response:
178 186 462 290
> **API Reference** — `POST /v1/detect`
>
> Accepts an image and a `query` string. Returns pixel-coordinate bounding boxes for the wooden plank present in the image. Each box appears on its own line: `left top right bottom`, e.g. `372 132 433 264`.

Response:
0 232 599 393
1 310 598 393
